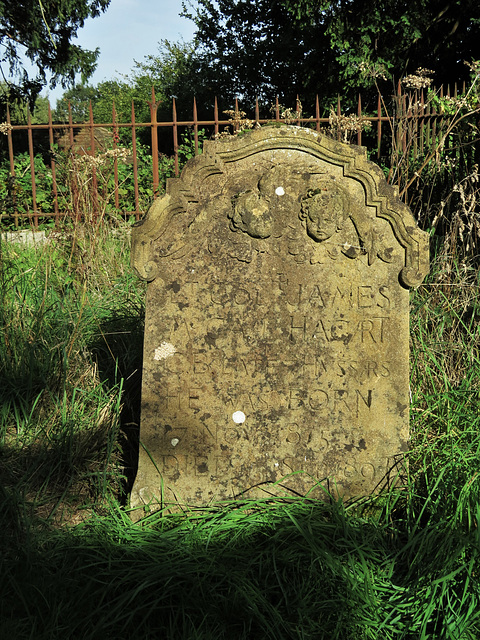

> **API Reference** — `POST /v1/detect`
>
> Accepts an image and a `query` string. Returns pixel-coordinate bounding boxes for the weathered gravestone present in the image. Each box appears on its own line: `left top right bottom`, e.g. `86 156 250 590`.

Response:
130 125 429 512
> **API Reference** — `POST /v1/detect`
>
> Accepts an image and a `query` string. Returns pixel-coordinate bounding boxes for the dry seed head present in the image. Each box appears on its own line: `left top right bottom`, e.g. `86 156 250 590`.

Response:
269 102 303 124
402 68 435 89
215 108 256 138
358 61 387 81
328 108 372 142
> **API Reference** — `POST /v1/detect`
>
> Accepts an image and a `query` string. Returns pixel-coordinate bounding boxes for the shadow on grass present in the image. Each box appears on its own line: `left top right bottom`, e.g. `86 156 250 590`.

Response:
88 310 144 499
1 495 479 640
0 304 144 523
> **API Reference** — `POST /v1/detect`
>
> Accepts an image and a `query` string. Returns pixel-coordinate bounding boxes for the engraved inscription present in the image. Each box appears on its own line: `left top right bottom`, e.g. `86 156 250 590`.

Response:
131 125 428 512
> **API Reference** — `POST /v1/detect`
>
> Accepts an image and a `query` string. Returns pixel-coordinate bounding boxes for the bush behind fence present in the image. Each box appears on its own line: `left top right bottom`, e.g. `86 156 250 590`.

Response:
1 82 479 230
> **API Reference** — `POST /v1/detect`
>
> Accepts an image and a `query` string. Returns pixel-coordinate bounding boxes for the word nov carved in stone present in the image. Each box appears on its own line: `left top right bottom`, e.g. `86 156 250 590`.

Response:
130 125 429 512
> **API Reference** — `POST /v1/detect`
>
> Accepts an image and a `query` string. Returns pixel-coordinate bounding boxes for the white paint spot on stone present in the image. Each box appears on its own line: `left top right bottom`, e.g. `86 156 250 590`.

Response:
275 186 285 196
171 438 180 447
154 342 177 360
232 411 246 424
274 462 279 468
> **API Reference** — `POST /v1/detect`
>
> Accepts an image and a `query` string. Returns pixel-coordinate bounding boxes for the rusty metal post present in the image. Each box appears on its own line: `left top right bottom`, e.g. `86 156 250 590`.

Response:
148 86 160 196
214 97 219 137
48 103 60 225
131 101 141 219
27 111 39 227
315 95 320 133
377 92 382 159
419 90 425 156
112 102 120 211
67 101 79 223
88 101 99 222
193 97 199 155
357 93 362 146
337 95 341 141
172 97 179 177
5 106 18 227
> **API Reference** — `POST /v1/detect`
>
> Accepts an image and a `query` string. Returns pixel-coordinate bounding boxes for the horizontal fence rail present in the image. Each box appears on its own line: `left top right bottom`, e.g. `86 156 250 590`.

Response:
0 83 468 228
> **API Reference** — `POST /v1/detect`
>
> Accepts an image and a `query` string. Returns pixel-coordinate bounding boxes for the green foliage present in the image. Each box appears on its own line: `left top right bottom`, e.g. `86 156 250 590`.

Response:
53 78 141 125
131 39 203 119
0 140 177 227
182 0 333 111
53 82 101 123
0 151 55 221
287 0 480 93
183 0 480 112
0 0 111 111
53 40 203 125
1 87 51 124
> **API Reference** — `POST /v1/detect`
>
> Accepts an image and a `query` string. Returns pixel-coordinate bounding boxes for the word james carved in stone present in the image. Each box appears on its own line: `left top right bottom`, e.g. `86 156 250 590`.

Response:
130 126 429 513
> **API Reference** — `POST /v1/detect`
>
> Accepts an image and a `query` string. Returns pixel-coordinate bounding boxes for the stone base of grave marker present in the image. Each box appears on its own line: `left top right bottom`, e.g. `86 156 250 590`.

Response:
130 126 428 516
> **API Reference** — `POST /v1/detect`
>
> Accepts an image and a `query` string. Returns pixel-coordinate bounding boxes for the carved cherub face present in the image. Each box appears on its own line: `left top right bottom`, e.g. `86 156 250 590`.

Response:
230 191 274 239
301 186 348 242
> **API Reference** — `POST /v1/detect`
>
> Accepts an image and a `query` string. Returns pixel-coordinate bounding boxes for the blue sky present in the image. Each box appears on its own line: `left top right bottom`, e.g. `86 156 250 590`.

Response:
44 0 197 104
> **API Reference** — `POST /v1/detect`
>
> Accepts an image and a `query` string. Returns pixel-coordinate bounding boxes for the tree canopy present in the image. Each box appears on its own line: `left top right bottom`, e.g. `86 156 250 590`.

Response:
52 40 201 127
0 0 111 109
181 0 480 111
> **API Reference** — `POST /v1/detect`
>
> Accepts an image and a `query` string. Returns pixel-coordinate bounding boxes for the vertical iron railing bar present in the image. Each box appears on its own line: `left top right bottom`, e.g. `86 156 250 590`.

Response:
357 93 362 147
67 100 81 222
131 101 141 220
431 87 437 175
315 95 320 133
67 101 75 146
411 91 418 164
193 97 199 154
420 90 425 157
27 111 39 227
234 97 240 131
112 101 120 211
425 93 432 165
88 101 99 223
149 86 160 197
172 97 179 177
336 95 341 141
47 102 60 225
214 97 219 137
377 92 382 159
402 88 408 199
5 105 18 227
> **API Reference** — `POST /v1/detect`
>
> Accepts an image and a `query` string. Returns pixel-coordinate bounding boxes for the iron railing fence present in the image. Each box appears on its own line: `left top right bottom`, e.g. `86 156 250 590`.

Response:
0 82 471 228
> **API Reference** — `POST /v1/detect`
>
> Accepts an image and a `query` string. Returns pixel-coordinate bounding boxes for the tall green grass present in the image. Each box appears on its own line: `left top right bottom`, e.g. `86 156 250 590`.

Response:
1 219 480 639
0 225 144 522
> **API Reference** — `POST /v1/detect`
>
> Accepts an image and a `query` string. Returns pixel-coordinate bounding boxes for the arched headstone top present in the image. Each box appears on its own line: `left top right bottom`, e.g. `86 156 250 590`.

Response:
132 125 428 287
